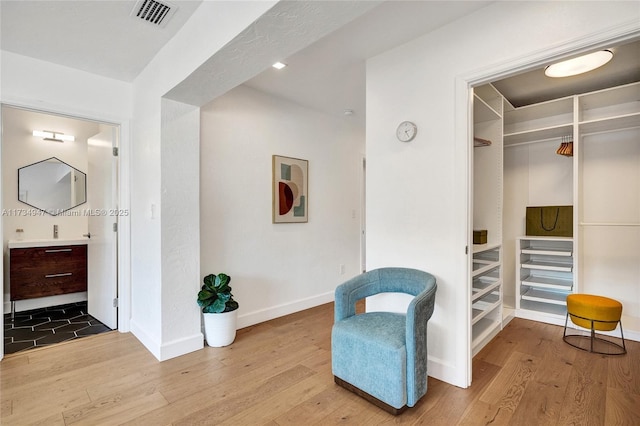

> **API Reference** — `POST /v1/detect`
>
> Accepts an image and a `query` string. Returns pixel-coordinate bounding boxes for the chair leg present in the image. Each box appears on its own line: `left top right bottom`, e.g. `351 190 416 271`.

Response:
619 321 627 354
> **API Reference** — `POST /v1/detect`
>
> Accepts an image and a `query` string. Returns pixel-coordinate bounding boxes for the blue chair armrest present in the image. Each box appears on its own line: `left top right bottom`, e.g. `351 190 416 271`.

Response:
405 277 437 406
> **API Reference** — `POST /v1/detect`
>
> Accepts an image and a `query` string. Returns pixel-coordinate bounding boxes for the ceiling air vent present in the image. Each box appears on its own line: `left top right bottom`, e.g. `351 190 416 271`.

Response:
131 0 177 27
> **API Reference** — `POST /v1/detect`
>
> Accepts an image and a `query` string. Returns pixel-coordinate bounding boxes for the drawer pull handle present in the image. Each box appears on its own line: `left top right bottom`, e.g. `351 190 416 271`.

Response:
45 273 73 278
45 249 73 253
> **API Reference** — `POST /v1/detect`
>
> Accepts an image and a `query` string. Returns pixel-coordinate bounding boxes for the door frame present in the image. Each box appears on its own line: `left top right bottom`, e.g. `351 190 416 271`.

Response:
457 24 640 387
0 100 131 361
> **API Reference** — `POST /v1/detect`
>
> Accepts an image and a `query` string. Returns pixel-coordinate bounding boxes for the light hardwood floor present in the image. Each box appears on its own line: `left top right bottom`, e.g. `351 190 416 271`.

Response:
1 303 638 425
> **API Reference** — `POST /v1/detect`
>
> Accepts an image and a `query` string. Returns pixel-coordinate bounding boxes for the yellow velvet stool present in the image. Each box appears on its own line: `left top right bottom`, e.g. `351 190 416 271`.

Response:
563 294 626 355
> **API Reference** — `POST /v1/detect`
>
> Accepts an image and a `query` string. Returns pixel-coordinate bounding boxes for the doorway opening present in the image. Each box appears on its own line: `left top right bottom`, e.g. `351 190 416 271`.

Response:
1 105 120 355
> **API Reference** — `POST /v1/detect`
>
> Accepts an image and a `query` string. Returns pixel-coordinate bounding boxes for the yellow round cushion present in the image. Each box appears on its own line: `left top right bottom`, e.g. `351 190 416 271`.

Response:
567 294 622 331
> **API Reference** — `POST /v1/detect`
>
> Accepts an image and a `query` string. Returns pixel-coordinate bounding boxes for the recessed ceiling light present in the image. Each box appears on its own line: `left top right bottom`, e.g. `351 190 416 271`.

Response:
544 50 613 78
272 62 287 70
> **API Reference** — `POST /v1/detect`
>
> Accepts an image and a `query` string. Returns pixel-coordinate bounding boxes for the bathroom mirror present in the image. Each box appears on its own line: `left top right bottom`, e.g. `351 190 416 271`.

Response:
18 157 87 215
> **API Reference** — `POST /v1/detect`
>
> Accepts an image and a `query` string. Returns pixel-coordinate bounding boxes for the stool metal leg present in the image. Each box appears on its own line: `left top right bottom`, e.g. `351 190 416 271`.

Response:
563 312 626 355
619 320 627 354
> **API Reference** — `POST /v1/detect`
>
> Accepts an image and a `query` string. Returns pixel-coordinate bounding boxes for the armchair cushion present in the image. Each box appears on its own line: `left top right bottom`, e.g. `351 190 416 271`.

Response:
332 312 407 408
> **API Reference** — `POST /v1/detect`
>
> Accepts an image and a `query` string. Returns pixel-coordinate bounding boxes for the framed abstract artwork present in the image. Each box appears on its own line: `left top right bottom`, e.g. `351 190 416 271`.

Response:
272 155 308 223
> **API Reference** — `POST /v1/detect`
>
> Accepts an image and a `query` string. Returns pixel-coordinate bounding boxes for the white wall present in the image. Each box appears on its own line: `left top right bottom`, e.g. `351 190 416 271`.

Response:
200 85 363 327
366 1 640 387
129 1 279 360
160 98 201 358
0 51 132 120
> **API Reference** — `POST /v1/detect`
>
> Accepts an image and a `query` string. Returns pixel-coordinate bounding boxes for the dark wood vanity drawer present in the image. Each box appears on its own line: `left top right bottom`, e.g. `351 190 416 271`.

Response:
10 244 87 301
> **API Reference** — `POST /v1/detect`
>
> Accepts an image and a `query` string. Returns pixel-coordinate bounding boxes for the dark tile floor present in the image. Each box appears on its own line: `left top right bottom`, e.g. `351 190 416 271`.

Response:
4 301 112 355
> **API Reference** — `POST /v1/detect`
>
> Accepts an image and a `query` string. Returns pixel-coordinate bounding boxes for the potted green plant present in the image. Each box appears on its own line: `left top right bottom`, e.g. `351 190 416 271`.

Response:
197 273 239 347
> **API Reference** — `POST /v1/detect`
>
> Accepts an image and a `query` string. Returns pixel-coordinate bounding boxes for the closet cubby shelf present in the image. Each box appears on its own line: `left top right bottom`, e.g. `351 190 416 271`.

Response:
472 278 502 302
579 112 640 135
472 317 501 351
516 237 574 323
521 260 572 273
521 276 572 291
472 291 501 325
474 94 501 123
578 81 640 122
504 124 573 146
521 247 572 256
521 288 567 306
519 299 567 318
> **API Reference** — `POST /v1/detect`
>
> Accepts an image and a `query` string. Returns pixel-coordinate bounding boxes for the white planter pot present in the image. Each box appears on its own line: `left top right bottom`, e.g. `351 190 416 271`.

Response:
203 310 238 347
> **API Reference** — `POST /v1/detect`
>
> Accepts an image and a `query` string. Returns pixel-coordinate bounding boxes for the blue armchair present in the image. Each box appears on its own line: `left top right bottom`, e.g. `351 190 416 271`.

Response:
331 267 437 414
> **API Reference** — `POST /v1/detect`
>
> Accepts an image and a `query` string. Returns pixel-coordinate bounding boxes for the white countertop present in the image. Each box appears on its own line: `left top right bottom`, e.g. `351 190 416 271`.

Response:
8 238 89 249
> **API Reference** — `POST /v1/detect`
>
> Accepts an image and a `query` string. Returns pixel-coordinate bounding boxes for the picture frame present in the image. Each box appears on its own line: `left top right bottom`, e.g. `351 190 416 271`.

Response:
272 155 308 223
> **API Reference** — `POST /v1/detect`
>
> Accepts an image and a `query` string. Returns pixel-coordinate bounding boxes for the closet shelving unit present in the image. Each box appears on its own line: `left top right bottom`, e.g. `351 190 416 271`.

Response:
471 244 502 356
471 84 504 356
578 81 640 135
503 96 574 147
516 237 573 324
501 81 640 334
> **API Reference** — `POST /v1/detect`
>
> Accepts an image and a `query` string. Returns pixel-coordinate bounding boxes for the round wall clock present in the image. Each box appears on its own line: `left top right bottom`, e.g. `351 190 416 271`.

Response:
396 121 417 142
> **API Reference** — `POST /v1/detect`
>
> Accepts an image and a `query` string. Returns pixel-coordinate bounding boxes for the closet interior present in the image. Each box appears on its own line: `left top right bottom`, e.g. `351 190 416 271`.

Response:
470 50 640 357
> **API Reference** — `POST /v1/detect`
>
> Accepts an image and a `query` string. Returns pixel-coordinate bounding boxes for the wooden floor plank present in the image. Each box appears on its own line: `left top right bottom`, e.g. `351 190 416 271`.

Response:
607 346 640 396
605 386 640 425
508 335 576 425
557 350 608 426
218 374 330 425
63 391 169 426
172 365 317 425
2 303 639 425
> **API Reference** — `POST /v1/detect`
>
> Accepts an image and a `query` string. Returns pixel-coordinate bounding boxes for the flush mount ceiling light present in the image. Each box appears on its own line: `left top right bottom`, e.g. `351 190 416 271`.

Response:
272 62 287 70
33 130 75 143
544 50 613 78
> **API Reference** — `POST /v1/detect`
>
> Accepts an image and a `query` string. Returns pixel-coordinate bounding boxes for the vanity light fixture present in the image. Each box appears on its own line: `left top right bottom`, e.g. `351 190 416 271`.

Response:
33 130 75 142
544 50 613 78
272 61 287 70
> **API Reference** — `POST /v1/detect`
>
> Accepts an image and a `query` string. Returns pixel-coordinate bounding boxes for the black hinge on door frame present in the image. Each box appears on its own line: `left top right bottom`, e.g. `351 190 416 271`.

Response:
113 147 119 156
113 298 118 308
113 223 118 232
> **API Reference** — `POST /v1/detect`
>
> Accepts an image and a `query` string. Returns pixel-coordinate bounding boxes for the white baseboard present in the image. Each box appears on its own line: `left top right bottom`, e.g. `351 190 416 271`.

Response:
428 355 467 389
130 319 162 361
160 333 204 361
237 291 334 329
4 292 88 314
130 318 204 362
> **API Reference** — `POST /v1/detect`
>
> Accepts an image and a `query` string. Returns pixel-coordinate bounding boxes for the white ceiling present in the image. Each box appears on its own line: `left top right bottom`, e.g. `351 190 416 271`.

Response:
0 0 203 82
2 1 638 115
242 1 492 120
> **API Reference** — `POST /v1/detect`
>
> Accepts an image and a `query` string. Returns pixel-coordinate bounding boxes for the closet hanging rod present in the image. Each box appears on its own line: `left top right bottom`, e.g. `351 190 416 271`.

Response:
580 222 640 227
504 136 569 149
473 137 492 147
